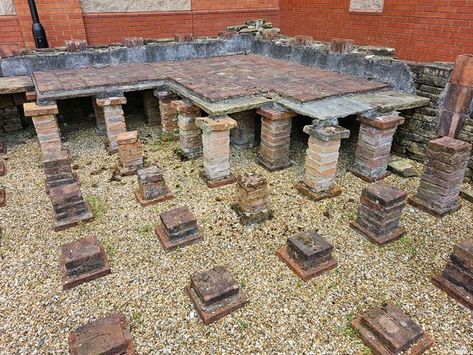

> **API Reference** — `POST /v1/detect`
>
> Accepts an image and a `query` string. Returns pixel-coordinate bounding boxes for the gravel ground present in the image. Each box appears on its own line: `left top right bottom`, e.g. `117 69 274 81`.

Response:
0 114 472 354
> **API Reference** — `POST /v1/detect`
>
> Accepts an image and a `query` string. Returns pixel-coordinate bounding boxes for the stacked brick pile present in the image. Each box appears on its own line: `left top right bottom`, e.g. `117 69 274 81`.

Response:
116 131 143 175
351 182 407 245
96 97 127 153
234 173 271 225
173 100 202 159
91 98 106 135
0 94 22 132
135 166 173 206
352 113 405 182
155 90 179 138
433 237 473 310
409 136 471 217
230 110 257 150
43 150 76 189
142 90 160 126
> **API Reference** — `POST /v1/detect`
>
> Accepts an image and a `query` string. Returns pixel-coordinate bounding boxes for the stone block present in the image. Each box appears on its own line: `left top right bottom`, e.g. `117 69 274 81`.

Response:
351 182 407 245
352 303 432 355
187 266 248 325
65 40 87 52
290 35 313 46
261 28 280 40
388 158 418 178
135 166 173 206
277 231 337 282
432 237 473 310
155 206 201 252
175 33 193 42
23 102 58 117
60 236 111 290
330 38 354 54
68 314 135 355
123 37 144 47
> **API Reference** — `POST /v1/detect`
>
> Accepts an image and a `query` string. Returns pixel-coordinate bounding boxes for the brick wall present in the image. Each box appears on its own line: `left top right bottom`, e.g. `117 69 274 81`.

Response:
280 0 473 62
0 16 23 56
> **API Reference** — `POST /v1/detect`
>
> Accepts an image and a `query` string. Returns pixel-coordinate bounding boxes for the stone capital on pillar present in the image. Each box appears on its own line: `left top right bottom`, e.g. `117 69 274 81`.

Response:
257 107 297 121
351 112 405 182
95 96 127 107
154 89 178 102
296 125 350 201
196 116 237 188
23 102 58 117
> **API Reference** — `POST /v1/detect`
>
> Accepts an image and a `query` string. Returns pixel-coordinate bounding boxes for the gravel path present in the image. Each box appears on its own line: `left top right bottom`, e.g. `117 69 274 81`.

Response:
0 115 472 353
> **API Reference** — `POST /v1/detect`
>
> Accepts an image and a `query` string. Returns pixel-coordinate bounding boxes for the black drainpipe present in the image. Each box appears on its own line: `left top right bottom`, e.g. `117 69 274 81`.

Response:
27 0 48 48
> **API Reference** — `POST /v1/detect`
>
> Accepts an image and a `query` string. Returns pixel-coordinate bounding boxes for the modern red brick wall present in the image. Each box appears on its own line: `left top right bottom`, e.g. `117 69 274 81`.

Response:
280 0 473 62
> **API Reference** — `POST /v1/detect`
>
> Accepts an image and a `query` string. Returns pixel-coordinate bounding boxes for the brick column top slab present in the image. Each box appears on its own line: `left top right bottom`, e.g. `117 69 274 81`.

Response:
303 125 350 141
358 113 405 129
257 108 297 120
96 97 127 107
428 136 472 155
154 89 178 101
172 100 200 114
23 102 58 117
196 116 237 133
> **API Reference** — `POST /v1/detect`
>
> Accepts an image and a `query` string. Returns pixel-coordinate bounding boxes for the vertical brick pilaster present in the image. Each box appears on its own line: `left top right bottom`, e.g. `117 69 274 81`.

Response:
409 137 472 217
196 116 237 188
116 130 143 176
296 125 349 201
230 110 257 150
23 102 62 153
351 113 405 182
257 107 296 171
143 90 161 127
173 100 202 159
155 89 179 138
92 97 106 135
96 96 127 153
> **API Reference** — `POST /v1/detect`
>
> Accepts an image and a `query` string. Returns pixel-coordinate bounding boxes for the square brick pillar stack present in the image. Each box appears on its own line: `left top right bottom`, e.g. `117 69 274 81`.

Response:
95 96 127 153
433 237 473 310
196 116 237 188
232 173 272 225
296 125 350 201
155 89 179 138
409 136 471 217
173 100 202 160
49 182 94 231
230 110 257 150
116 131 144 176
142 90 160 126
0 95 23 132
91 97 106 135
350 182 407 245
23 103 62 154
43 150 76 190
134 166 173 206
351 113 405 182
257 107 296 171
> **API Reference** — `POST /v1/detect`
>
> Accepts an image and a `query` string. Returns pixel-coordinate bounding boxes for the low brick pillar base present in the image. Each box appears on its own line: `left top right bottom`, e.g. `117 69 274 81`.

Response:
277 230 337 282
409 136 472 217
155 206 201 252
59 236 111 290
173 100 202 159
187 266 248 325
116 131 144 176
432 237 473 310
296 125 349 201
0 95 22 132
43 150 76 190
96 97 127 153
257 107 296 171
49 182 94 231
230 110 257 150
351 113 405 182
352 303 433 355
143 90 160 126
155 90 179 138
69 314 135 354
350 182 407 245
232 173 272 226
24 102 61 153
134 166 173 206
196 116 237 188
91 97 106 135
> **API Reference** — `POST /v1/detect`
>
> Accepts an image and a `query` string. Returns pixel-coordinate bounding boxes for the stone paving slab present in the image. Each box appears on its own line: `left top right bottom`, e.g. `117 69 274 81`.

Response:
0 76 34 94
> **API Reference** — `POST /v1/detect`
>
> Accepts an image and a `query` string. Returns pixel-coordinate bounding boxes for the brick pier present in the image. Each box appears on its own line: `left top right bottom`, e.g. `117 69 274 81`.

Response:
96 96 127 153
230 110 257 150
155 89 179 138
142 89 161 126
173 100 202 159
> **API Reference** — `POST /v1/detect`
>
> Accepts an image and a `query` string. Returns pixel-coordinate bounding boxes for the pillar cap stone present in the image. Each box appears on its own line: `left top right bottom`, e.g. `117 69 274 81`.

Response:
154 89 178 100
196 116 237 132
303 125 350 141
23 102 58 117
358 113 405 129
257 107 297 120
428 136 472 155
171 100 200 114
96 97 127 107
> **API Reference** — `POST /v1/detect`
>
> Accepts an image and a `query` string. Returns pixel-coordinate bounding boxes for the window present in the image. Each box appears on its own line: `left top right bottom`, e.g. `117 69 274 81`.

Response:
349 0 384 13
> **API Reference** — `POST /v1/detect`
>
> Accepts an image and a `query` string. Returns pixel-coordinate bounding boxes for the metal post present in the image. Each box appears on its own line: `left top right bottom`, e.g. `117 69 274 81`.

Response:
27 0 48 48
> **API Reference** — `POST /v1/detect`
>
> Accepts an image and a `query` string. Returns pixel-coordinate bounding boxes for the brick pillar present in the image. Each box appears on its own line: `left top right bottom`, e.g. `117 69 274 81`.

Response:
257 107 296 171
173 100 202 160
351 113 405 182
155 89 179 138
23 102 62 153
143 90 161 126
0 95 23 132
96 97 127 153
409 136 472 217
296 125 350 201
116 131 144 176
91 97 106 135
230 110 257 150
196 116 237 188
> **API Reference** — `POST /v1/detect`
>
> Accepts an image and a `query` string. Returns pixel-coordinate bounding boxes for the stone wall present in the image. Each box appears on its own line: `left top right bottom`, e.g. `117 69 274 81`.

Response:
80 0 191 13
0 0 15 15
